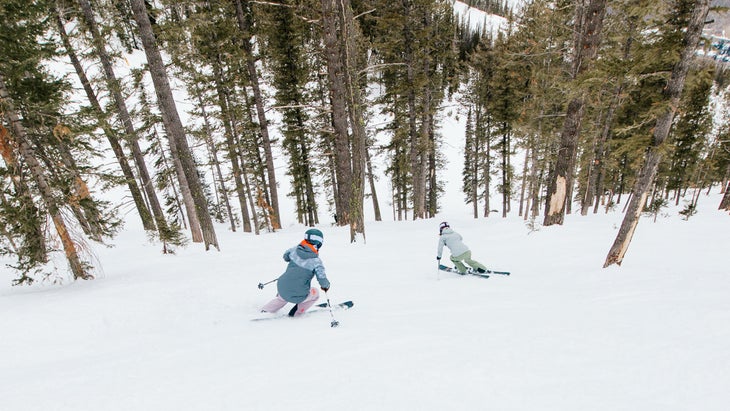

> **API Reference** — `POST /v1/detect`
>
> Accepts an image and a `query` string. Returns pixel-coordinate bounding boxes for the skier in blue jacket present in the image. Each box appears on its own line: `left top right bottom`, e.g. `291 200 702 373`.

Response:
437 222 488 274
261 228 331 317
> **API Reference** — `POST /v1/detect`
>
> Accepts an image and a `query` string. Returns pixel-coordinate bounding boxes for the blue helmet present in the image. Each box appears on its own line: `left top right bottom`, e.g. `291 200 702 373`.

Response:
304 228 324 249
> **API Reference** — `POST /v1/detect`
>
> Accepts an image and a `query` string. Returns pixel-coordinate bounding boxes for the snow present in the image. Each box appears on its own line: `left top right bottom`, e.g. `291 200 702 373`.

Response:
2 172 729 410
2 2 729 409
453 1 510 36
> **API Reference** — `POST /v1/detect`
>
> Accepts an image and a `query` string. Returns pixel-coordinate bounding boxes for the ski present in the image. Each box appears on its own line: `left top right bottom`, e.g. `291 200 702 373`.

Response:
438 264 510 276
438 264 488 278
251 300 353 322
316 300 354 309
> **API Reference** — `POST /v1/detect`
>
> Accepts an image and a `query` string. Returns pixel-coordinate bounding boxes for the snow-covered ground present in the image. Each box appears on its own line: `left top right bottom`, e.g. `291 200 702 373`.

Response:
1 180 729 410
2 1 728 409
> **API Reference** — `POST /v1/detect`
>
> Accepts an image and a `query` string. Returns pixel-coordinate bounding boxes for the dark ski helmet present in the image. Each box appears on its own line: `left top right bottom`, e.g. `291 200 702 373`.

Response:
439 221 449 234
304 228 324 249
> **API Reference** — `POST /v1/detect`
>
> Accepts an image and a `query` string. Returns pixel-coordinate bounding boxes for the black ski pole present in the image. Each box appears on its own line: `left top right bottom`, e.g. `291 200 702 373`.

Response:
257 278 277 289
324 290 339 328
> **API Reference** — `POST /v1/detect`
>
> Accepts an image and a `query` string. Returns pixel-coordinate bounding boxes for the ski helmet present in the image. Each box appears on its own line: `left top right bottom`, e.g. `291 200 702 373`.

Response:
304 228 324 249
439 221 449 234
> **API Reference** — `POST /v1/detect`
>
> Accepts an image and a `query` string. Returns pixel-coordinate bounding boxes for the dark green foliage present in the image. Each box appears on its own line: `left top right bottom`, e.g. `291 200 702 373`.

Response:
678 202 697 219
256 0 319 225
643 196 668 222
665 66 714 196
129 68 186 248
603 0 714 201
1 0 120 283
368 0 459 218
463 0 511 17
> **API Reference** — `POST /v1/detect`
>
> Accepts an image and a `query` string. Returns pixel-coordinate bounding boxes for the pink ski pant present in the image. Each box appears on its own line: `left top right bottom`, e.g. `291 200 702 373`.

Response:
261 288 320 316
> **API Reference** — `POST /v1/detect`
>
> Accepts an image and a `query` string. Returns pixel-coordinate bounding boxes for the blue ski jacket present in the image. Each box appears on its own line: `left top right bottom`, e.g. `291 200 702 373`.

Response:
277 241 330 304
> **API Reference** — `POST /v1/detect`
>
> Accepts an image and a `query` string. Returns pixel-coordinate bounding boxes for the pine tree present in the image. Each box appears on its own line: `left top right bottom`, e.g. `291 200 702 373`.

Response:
463 108 480 218
543 0 608 226
665 66 714 204
232 0 282 230
0 0 118 281
129 0 219 250
257 0 319 226
605 0 711 267
57 0 160 233
370 0 457 220
577 0 649 216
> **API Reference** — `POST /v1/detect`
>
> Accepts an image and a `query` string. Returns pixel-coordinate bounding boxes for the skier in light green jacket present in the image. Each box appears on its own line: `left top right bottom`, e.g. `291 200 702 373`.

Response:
437 222 488 275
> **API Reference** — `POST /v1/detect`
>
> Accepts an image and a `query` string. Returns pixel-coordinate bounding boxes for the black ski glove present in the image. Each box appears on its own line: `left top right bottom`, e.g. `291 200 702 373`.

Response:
321 287 329 292
436 256 441 261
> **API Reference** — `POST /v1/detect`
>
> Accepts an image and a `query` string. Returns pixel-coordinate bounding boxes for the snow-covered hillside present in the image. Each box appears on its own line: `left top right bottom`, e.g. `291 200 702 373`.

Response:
1 184 728 410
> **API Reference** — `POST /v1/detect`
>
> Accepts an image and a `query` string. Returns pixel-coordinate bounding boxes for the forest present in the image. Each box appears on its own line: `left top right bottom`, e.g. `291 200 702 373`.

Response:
1 0 729 284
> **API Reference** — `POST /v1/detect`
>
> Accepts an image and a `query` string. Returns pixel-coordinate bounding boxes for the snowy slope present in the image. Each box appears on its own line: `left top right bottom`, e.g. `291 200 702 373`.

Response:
2 2 729 409
453 0 510 36
1 187 729 411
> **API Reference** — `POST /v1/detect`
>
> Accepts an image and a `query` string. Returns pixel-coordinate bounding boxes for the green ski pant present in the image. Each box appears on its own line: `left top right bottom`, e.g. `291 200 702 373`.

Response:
451 250 487 273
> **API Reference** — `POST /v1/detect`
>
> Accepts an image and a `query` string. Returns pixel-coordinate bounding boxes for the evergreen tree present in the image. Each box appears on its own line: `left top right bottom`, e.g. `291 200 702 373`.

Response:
605 0 712 267
370 0 457 219
665 66 714 203
129 0 219 250
257 0 320 226
543 0 608 226
1 0 119 282
69 0 174 239
232 0 282 230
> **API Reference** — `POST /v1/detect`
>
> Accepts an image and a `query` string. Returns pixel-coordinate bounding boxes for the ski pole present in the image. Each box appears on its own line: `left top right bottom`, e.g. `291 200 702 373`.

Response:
257 278 277 289
323 290 339 328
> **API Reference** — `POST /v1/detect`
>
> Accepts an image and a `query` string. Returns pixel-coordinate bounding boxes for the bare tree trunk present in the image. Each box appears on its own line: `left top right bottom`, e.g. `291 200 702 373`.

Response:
240 84 274 227
1 74 91 280
327 151 339 217
519 145 530 217
130 0 218 250
365 147 382 221
167 139 202 238
718 180 730 211
0 125 46 262
605 0 710 267
587 25 634 216
501 127 510 218
212 58 251 232
321 0 354 228
471 108 480 218
543 0 607 226
414 38 433 220
341 0 367 241
402 8 426 220
240 159 260 235
229 105 260 234
192 85 236 232
528 117 547 219
76 0 172 239
55 3 155 232
233 0 281 230
483 116 492 217
55 145 106 241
